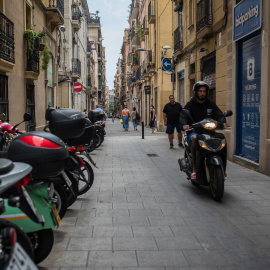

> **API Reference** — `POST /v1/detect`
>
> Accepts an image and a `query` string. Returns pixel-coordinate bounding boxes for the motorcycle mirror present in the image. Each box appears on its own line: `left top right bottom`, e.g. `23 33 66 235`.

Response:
12 113 32 131
181 109 195 123
0 113 6 122
224 110 233 117
23 113 32 122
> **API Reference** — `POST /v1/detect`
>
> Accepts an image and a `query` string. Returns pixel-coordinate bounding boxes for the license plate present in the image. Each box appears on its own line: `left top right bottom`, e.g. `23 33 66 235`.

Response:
62 172 72 187
51 204 62 226
5 243 39 270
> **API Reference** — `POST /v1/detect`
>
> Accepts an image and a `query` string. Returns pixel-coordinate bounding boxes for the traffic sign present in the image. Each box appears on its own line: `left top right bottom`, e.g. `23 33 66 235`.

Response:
100 102 103 106
162 58 172 71
74 82 83 92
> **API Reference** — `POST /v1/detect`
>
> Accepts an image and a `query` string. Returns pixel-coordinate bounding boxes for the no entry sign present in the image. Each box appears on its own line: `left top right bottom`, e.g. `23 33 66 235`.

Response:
74 82 83 92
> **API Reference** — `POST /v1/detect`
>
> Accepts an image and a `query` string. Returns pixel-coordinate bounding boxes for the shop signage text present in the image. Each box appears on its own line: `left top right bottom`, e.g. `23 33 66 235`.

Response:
233 0 261 42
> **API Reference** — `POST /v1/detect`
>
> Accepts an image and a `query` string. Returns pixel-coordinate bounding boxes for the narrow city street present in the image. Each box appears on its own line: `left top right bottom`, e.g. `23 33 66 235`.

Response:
40 119 270 269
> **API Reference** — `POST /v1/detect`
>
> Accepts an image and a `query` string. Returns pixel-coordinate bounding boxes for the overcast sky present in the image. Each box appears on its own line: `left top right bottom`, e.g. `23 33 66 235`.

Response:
87 0 130 90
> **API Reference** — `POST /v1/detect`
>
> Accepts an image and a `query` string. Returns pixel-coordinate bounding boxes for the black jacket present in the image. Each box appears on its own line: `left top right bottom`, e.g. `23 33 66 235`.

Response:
180 97 226 125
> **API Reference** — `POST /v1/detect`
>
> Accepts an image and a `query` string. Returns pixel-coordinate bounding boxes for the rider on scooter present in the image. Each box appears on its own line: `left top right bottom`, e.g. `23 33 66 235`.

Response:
180 81 230 180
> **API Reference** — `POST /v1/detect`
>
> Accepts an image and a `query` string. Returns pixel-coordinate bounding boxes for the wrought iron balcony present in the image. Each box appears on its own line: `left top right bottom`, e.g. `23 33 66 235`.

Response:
143 16 149 35
0 12 15 68
136 68 141 81
71 58 81 78
196 0 213 33
26 41 39 74
174 27 183 53
148 0 156 24
43 0 64 26
130 0 139 19
71 4 81 31
89 16 100 24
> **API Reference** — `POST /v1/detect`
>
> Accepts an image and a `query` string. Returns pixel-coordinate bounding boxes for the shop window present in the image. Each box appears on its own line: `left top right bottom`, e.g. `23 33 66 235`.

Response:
26 83 36 131
0 74 9 120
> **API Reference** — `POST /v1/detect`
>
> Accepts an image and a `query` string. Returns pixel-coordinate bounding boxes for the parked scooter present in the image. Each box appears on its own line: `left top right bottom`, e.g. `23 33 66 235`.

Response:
0 113 75 217
45 108 96 196
0 226 39 270
0 158 40 268
178 109 233 201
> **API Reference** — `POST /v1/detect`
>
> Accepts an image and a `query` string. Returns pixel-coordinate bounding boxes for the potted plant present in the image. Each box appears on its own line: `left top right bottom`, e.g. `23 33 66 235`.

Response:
39 44 51 70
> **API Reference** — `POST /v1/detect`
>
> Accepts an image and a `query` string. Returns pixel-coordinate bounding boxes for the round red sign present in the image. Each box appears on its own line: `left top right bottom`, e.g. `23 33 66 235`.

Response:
74 82 83 92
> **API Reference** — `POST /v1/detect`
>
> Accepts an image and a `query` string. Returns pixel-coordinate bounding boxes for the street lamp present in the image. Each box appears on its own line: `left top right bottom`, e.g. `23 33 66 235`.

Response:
161 45 171 56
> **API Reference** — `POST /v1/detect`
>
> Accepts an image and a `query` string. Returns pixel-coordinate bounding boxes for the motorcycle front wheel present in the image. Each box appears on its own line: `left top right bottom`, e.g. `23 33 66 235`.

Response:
52 182 68 219
64 171 79 207
77 157 94 195
210 165 224 201
27 229 54 264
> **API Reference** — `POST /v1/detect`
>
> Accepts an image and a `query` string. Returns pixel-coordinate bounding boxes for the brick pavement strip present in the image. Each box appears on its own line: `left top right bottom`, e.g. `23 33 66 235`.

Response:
39 120 270 269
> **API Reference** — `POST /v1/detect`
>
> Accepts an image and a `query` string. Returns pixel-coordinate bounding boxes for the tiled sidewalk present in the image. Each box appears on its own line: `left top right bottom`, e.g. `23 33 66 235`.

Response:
40 119 270 269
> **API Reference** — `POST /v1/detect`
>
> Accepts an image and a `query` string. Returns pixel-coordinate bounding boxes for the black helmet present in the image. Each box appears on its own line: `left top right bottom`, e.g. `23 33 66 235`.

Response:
193 81 209 99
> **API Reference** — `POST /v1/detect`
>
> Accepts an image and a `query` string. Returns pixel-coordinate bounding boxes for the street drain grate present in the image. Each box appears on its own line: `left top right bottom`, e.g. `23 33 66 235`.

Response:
147 154 158 157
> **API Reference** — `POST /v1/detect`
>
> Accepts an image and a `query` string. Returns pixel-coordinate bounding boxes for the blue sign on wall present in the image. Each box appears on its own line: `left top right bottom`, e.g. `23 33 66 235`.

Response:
233 0 261 42
236 32 261 163
161 58 172 71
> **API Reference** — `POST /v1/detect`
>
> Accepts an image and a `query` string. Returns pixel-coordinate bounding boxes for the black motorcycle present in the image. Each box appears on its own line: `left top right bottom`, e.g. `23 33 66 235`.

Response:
178 109 233 201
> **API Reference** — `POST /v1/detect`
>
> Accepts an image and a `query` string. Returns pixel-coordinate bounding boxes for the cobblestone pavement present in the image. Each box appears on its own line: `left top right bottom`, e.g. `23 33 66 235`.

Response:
39 119 270 270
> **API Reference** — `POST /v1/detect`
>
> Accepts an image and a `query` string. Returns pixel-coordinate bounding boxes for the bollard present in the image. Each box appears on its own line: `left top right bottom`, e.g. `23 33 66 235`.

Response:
142 121 144 139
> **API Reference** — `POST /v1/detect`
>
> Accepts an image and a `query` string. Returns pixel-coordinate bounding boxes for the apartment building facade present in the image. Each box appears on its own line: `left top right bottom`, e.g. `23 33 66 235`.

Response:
0 0 64 130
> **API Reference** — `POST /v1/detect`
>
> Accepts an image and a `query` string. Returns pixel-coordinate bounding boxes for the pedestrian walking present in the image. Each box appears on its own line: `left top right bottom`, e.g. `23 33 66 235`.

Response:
112 112 115 123
149 105 156 133
131 107 138 131
163 95 183 148
121 106 130 131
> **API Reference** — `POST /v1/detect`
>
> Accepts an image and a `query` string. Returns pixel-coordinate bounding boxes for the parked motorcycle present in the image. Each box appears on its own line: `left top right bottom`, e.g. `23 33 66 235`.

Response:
0 226 38 270
46 108 96 196
0 114 74 218
178 109 233 201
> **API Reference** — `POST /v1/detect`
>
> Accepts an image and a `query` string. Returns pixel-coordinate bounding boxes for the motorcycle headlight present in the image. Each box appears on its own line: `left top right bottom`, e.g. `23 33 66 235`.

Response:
198 139 226 151
203 122 217 130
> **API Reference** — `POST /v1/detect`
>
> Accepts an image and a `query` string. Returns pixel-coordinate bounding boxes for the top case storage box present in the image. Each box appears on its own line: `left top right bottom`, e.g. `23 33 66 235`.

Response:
48 108 85 140
88 109 104 122
8 132 69 178
63 121 95 146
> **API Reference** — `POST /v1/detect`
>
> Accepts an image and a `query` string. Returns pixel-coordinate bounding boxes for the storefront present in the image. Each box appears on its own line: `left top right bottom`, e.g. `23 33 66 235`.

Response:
233 0 262 163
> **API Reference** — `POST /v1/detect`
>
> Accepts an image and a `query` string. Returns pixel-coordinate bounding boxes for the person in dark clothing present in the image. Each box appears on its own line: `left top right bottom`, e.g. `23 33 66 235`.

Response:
181 81 229 179
163 95 183 148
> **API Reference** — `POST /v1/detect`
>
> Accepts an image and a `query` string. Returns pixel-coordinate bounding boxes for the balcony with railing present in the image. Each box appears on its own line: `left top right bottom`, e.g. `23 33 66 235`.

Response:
143 16 149 35
147 50 155 73
89 15 100 24
196 0 213 36
174 27 183 55
0 12 15 73
25 40 40 80
131 54 139 70
136 68 141 81
71 4 81 31
130 0 139 19
71 58 81 78
43 0 64 28
141 60 150 79
148 0 156 24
